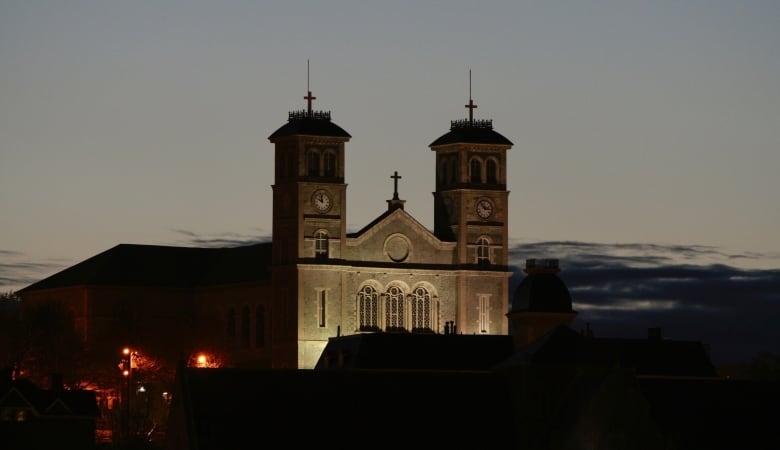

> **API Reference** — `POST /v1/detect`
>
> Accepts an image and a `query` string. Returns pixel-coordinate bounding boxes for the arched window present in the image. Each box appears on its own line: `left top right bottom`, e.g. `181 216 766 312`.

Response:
240 306 250 348
358 285 379 331
307 149 320 177
227 307 236 342
439 159 447 185
314 230 329 259
486 158 498 184
410 286 431 332
477 237 491 265
449 156 458 184
385 286 405 331
255 305 265 348
470 158 482 183
323 151 337 177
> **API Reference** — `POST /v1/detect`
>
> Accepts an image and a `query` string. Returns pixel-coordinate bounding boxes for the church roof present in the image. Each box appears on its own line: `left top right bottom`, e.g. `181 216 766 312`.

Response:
429 119 513 146
18 242 272 292
315 333 515 370
268 110 351 140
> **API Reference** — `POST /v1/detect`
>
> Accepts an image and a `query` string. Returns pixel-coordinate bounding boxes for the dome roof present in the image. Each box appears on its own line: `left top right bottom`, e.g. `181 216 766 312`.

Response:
511 259 573 313
268 110 351 140
430 119 512 147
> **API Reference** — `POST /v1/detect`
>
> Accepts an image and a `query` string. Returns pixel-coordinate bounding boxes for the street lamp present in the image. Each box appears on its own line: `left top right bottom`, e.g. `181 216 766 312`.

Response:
120 347 131 440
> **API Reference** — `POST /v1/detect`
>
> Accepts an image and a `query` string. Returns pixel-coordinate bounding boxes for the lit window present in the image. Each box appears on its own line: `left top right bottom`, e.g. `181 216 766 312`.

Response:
358 285 379 331
315 230 329 259
479 294 490 333
410 287 431 332
318 290 327 328
385 286 405 331
477 237 490 265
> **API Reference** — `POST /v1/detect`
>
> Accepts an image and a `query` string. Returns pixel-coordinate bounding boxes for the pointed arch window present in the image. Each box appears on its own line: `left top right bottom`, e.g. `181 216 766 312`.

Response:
324 150 337 177
470 158 482 183
358 285 379 331
486 158 498 184
240 306 250 348
307 148 320 177
385 286 405 331
314 230 329 259
477 237 491 265
410 286 432 332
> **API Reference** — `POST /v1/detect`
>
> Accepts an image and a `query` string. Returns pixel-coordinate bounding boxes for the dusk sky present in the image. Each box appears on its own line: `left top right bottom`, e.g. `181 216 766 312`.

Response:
1 1 778 365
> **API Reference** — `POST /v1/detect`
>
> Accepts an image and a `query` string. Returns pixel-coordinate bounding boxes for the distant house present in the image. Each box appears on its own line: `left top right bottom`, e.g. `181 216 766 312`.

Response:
0 371 100 450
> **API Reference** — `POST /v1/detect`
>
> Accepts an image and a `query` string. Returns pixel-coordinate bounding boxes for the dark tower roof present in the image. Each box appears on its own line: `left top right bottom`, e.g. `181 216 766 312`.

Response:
511 259 573 313
430 119 513 146
268 110 351 139
268 86 350 139
429 75 512 146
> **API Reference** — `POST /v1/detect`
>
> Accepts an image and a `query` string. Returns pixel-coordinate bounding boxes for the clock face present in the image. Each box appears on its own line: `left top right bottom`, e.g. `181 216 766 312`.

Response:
312 190 332 213
476 199 494 219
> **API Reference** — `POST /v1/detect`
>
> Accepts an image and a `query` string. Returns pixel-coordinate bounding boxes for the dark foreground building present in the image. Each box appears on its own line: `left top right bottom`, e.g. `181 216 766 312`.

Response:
0 371 100 450
164 326 780 450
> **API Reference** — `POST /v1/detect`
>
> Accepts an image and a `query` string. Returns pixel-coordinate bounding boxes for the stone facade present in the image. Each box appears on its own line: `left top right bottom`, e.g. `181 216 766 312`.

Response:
268 99 514 369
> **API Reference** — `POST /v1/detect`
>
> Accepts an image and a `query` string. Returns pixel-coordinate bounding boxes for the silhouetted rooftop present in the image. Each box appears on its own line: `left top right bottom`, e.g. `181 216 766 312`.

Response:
502 325 719 378
18 242 272 292
268 110 351 139
315 332 515 370
430 119 513 146
166 365 515 449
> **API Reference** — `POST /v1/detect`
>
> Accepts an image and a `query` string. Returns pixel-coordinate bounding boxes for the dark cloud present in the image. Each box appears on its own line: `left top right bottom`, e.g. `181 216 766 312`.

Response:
0 258 67 290
169 229 271 248
509 240 780 365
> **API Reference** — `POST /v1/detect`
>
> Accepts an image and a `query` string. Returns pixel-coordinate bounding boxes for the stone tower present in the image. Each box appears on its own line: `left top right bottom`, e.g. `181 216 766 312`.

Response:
268 88 351 368
429 89 514 335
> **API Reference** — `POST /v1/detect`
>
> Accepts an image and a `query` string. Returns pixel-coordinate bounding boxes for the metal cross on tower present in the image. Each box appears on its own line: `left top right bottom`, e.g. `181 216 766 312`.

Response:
465 69 477 123
391 171 402 200
304 59 316 113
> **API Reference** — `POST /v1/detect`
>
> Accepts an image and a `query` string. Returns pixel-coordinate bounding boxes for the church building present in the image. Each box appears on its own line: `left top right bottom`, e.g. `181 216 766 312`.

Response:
268 88 514 368
17 86 515 371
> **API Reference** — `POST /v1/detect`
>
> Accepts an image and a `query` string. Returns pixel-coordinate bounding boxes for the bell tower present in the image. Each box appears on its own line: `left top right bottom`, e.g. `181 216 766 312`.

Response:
430 72 512 266
267 69 351 368
429 71 513 334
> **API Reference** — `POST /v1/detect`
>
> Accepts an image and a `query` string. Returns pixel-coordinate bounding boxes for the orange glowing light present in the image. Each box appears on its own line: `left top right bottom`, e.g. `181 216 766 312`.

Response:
122 369 130 377
197 354 207 367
